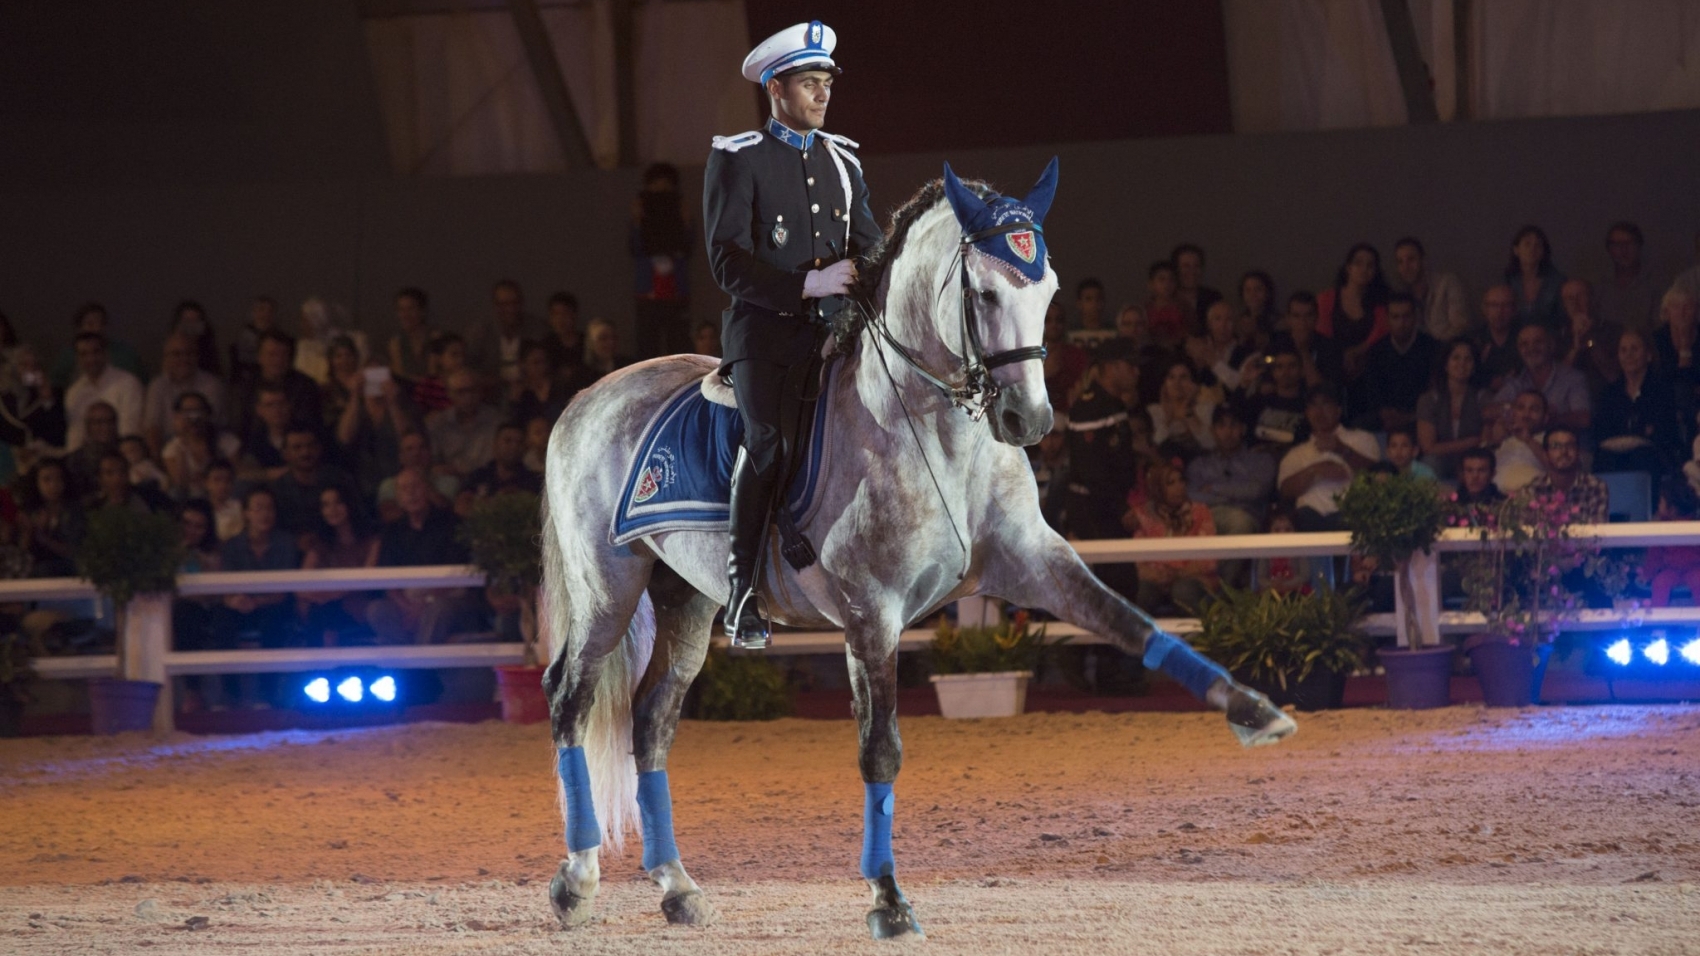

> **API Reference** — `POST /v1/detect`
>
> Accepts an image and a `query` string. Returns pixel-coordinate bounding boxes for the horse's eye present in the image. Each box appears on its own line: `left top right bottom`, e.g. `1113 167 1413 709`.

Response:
978 289 998 304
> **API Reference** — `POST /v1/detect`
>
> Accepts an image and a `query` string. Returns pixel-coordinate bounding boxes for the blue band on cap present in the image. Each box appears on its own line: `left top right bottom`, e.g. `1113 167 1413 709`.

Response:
760 49 835 85
860 782 896 879
556 746 601 852
1142 632 1231 700
636 770 680 871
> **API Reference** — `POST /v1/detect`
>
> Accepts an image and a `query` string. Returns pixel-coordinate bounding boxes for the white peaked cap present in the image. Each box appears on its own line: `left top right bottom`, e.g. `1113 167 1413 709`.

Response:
742 20 839 84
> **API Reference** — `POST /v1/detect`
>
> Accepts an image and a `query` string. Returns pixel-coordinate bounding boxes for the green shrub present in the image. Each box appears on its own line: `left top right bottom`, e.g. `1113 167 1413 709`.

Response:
929 611 1053 675
1191 586 1369 690
76 508 185 607
692 649 792 720
457 492 543 594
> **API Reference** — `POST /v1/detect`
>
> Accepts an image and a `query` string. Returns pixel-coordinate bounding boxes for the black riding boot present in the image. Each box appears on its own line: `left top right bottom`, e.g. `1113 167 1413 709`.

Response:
726 449 778 649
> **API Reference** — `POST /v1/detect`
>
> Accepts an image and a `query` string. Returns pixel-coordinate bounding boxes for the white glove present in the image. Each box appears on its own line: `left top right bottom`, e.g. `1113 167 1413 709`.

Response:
803 258 857 299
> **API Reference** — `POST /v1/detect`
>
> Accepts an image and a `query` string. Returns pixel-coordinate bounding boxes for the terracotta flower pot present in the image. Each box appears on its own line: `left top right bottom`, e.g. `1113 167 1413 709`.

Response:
88 678 162 735
494 665 550 724
1380 645 1455 709
1467 638 1553 707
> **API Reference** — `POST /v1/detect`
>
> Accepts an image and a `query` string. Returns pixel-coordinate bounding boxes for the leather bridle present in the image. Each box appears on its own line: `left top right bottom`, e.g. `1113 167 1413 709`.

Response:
860 220 1049 420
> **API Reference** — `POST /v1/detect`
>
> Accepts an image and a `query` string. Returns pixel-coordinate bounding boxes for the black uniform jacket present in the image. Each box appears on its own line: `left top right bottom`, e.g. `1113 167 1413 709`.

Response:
1064 386 1139 540
703 128 881 371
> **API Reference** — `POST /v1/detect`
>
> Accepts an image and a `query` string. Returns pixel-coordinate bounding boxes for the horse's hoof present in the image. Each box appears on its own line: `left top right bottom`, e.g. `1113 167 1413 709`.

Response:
867 903 925 940
1226 687 1298 748
661 890 716 926
549 868 596 928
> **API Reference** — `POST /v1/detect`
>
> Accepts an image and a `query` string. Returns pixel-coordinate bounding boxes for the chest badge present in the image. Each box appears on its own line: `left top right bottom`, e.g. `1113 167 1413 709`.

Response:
772 222 790 247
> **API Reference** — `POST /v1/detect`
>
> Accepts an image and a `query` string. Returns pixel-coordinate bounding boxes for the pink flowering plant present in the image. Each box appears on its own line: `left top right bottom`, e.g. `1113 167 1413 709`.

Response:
1448 487 1629 649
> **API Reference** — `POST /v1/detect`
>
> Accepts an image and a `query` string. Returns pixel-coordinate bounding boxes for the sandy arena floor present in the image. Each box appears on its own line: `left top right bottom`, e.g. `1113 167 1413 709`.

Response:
3 705 1699 954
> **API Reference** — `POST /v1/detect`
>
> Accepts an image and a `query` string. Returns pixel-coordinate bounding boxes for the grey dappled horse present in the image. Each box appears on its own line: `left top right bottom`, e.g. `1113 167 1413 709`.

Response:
539 160 1297 940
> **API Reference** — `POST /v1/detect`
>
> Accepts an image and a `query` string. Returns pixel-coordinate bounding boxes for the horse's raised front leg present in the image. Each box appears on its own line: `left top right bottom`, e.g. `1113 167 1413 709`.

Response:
845 617 925 941
629 566 718 927
992 532 1297 747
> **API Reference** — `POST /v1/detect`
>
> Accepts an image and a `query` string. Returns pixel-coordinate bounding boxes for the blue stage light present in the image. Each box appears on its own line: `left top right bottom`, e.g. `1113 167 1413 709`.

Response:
304 677 331 704
1644 637 1670 666
1683 638 1700 666
336 676 364 703
1605 638 1634 666
369 675 397 703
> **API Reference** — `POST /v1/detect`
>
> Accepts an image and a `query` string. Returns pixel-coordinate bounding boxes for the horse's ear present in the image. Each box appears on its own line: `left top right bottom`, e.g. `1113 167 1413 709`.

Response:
1023 157 1059 224
941 163 991 233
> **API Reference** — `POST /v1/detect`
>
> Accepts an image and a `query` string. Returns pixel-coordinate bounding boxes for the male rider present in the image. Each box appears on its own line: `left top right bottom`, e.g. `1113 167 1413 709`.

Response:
703 21 881 648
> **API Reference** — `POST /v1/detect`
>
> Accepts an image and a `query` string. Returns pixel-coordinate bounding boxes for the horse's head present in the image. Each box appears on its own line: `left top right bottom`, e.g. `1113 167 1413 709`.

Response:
941 159 1059 447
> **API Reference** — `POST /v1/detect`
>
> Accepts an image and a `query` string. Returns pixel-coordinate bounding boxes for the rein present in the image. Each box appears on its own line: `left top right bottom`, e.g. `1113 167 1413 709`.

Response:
854 222 1048 421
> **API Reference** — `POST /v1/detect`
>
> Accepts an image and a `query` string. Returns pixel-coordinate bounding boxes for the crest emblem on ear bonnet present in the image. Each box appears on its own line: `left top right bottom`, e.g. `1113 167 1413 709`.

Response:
942 157 1058 283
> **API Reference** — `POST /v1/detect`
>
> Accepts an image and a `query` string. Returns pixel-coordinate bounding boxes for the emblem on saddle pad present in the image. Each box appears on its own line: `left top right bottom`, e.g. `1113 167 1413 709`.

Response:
1006 230 1037 263
632 446 678 504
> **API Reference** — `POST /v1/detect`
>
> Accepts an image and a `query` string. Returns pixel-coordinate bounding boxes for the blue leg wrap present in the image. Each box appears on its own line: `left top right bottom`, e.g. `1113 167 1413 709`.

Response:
636 769 680 871
556 746 601 852
1143 631 1231 700
860 782 896 880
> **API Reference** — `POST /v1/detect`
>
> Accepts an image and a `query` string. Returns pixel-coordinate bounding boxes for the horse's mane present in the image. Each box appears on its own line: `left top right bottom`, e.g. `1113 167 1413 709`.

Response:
857 177 996 296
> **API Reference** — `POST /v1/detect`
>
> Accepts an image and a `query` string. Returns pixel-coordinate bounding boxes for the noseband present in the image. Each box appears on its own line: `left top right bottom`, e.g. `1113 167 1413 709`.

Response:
863 220 1048 420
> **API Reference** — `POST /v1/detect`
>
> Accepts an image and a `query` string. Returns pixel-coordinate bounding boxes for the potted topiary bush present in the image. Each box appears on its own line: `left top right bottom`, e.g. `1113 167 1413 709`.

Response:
927 611 1050 718
458 492 547 723
1337 471 1454 708
1191 586 1370 711
76 507 185 734
689 649 793 720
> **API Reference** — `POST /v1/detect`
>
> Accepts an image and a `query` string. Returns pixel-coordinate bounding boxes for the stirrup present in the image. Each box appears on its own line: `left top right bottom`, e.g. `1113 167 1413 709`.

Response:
726 588 771 651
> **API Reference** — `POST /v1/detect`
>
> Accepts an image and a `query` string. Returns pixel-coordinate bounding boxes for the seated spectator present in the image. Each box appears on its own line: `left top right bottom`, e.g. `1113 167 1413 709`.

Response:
1144 260 1188 349
1235 346 1309 452
1269 291 1346 392
1255 508 1322 594
1185 407 1275 536
427 369 503 479
1506 225 1566 334
581 318 633 382
294 297 367 386
1316 243 1391 387
368 469 473 644
1391 236 1470 342
268 426 362 541
169 299 221 377
1360 293 1439 432
523 415 551 472
1653 287 1700 405
49 303 145 390
237 384 295 483
1383 426 1437 481
541 291 586 379
1557 278 1621 393
507 341 569 428
1416 338 1492 480
1642 476 1700 607
458 422 543 514
1113 303 1150 348
172 498 224 710
1526 426 1608 523
411 332 468 414
377 431 459 523
1594 328 1690 480
1059 339 1141 542
63 402 120 498
0 345 66 466
1491 325 1591 433
215 488 301 706
205 459 244 541
1596 222 1660 333
229 331 322 441
1067 277 1113 348
691 319 722 359
89 450 169 515
1490 390 1550 495
119 436 168 493
1148 359 1215 461
1473 285 1522 393
20 459 84 577
386 287 437 383
1454 448 1505 507
141 334 224 455
1185 300 1255 394
1172 243 1223 332
1276 386 1380 532
335 365 417 499
317 335 364 437
1235 270 1278 347
229 296 278 382
1122 460 1218 614
298 486 381 645
64 332 144 452
1042 300 1091 410
161 391 240 499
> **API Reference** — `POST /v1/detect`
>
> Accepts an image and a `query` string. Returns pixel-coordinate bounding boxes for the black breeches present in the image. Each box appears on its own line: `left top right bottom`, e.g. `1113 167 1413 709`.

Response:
730 359 792 480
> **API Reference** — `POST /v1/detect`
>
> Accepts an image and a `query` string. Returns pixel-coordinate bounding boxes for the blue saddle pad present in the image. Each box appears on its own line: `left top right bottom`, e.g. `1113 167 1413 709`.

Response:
610 366 835 545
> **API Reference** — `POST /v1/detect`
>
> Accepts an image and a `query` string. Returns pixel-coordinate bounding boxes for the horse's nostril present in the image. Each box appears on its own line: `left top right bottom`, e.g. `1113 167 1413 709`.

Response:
1001 408 1023 437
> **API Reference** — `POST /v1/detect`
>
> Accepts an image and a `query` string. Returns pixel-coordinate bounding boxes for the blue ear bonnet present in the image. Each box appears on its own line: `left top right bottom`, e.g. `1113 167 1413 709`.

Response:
941 157 1058 284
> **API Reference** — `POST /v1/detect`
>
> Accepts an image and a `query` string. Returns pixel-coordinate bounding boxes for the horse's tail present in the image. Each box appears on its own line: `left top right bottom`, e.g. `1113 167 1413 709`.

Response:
541 482 655 857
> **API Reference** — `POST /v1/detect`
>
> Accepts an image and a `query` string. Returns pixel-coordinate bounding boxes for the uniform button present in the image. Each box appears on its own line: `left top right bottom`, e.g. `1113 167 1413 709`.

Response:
814 258 822 266
776 214 784 222
814 231 820 238
802 152 809 159
807 176 815 186
810 203 819 213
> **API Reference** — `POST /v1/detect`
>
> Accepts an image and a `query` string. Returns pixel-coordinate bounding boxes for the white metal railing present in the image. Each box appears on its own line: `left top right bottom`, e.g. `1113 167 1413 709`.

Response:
15 522 1700 730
